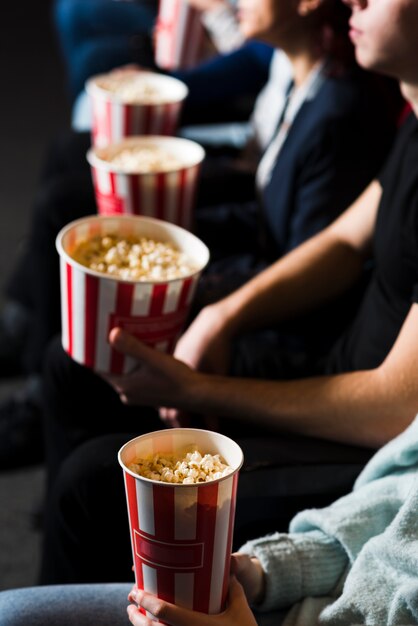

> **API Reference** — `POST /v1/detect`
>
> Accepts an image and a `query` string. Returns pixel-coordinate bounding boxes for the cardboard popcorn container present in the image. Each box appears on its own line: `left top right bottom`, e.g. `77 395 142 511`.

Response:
56 214 209 374
87 136 205 231
86 70 189 148
155 0 205 70
118 428 244 617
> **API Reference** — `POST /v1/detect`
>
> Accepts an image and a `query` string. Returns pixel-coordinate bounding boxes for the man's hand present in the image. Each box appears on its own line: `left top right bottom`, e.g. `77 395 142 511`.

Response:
127 576 258 626
174 303 234 376
158 303 234 426
104 328 201 412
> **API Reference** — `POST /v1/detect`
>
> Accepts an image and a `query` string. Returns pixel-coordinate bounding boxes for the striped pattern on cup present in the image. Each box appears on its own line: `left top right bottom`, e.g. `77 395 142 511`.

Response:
155 0 204 70
86 72 189 148
119 429 244 617
56 215 209 374
87 136 205 231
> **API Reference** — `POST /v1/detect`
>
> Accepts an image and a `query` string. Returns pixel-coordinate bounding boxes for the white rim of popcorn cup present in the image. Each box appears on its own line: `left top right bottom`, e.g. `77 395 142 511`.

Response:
119 428 244 615
87 135 205 175
55 214 210 373
87 136 205 228
86 71 189 148
118 428 244 486
86 70 189 105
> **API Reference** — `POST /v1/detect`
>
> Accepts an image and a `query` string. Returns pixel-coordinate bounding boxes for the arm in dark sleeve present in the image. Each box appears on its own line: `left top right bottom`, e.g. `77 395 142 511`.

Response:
170 41 274 108
285 116 393 253
285 121 352 252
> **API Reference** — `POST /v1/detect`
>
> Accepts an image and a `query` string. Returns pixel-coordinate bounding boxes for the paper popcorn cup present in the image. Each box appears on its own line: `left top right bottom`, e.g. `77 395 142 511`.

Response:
86 70 189 148
87 136 205 231
56 214 209 374
118 428 244 617
155 0 205 70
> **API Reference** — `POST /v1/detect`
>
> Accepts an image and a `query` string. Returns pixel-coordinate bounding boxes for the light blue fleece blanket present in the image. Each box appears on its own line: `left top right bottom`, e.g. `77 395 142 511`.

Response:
241 416 418 626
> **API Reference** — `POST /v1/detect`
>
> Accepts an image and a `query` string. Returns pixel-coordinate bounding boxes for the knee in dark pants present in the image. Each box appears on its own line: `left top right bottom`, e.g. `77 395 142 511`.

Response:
41 434 134 584
31 170 95 237
40 130 92 179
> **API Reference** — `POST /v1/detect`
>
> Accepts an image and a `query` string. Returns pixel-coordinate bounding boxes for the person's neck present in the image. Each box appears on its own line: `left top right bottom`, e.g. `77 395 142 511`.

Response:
401 82 418 118
281 31 324 87
287 51 324 87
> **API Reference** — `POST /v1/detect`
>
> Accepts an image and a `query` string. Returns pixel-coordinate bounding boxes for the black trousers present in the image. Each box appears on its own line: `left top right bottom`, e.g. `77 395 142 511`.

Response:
40 431 373 585
39 338 375 584
41 320 349 484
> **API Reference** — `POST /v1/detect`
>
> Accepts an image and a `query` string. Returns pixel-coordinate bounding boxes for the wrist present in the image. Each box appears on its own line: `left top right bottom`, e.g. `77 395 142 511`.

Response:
208 296 243 339
181 369 213 413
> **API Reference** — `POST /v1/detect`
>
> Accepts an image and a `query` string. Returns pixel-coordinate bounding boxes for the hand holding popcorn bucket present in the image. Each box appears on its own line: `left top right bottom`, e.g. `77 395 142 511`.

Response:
118 428 244 617
87 136 205 231
56 215 209 374
155 0 205 70
86 70 189 148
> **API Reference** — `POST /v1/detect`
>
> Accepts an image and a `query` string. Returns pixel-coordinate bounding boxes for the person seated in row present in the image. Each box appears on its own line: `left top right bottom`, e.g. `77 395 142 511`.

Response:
0 6 273 464
0 0 397 470
54 0 159 102
38 0 418 584
54 0 244 105
0 0 271 381
5 404 418 625
63 0 268 131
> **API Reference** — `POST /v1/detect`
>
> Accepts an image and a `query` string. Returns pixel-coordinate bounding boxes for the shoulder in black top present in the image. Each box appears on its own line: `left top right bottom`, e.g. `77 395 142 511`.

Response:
326 113 418 374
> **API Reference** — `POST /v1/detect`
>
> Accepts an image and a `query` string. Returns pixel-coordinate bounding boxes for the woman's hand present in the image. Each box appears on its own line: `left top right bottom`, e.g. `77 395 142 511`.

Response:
127 575 258 626
230 553 265 605
104 328 201 412
107 63 144 76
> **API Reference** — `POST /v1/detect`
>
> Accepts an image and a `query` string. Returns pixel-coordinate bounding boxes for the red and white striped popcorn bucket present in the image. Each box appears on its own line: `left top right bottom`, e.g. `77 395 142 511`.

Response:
155 0 205 70
86 70 189 148
87 136 205 231
56 214 209 374
118 428 244 617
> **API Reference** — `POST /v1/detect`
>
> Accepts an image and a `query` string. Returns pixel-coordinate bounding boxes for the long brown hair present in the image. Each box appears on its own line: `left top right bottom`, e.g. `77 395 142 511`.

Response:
315 0 355 70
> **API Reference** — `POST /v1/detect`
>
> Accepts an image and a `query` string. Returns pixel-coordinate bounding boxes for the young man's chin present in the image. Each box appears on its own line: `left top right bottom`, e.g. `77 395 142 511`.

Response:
400 83 418 117
355 48 396 80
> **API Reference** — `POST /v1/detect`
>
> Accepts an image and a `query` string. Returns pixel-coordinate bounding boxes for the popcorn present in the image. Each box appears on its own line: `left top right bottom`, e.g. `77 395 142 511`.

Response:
129 449 233 484
102 144 183 173
95 71 167 104
72 234 197 281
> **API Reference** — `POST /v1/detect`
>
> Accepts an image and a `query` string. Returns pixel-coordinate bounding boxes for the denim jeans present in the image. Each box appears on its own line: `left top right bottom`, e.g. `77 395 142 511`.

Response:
0 583 288 625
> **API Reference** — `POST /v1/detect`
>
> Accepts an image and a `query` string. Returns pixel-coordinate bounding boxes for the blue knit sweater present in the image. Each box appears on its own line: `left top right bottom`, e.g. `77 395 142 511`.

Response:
240 416 418 625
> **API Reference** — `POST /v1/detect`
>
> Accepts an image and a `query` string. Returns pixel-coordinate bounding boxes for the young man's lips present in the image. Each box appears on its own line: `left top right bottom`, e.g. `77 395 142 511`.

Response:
349 25 363 41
